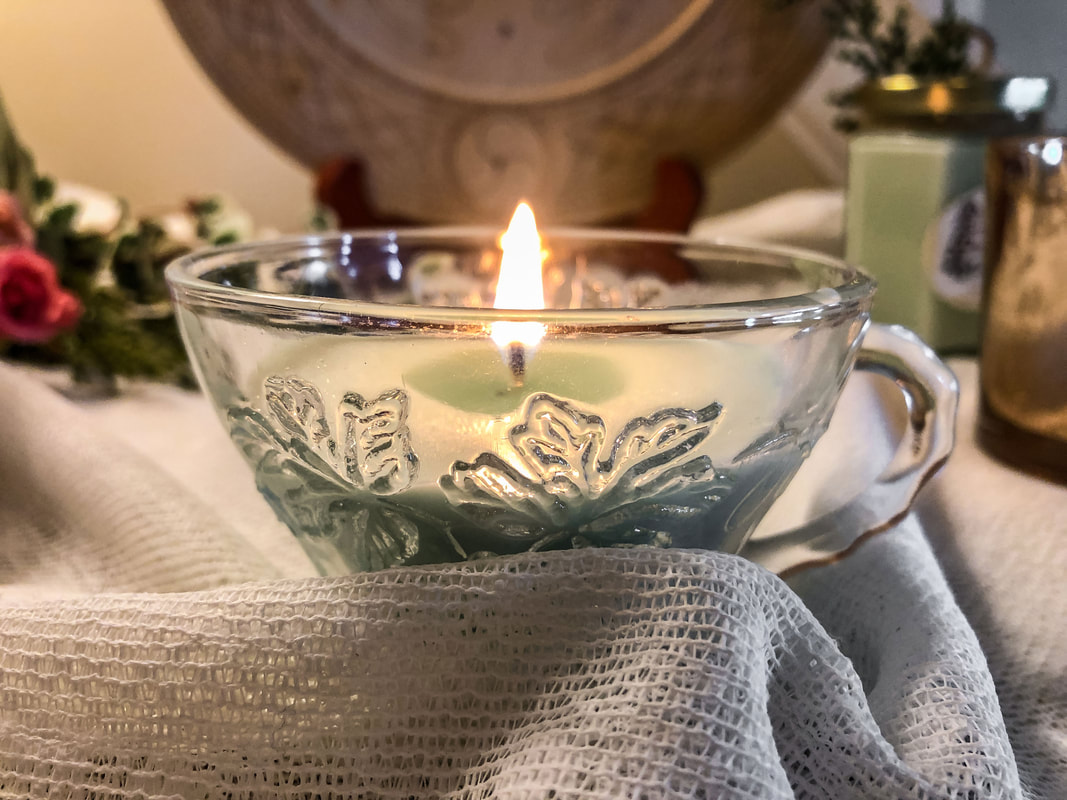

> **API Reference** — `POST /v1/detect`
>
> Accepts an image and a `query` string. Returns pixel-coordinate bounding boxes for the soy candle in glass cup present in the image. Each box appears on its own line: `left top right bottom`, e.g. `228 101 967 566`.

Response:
166 215 957 576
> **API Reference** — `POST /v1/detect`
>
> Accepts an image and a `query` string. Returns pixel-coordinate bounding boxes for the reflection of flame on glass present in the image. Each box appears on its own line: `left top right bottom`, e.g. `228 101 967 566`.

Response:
491 202 546 385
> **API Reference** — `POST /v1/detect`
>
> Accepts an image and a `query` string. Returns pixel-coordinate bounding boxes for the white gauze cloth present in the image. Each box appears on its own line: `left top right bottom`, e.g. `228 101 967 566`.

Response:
0 353 1063 799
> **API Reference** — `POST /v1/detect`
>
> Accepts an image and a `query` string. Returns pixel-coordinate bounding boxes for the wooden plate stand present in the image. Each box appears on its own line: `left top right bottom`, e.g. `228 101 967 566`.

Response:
315 156 705 234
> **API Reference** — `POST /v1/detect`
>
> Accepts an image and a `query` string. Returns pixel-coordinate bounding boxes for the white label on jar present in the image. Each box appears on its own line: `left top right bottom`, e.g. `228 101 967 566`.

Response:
922 187 985 311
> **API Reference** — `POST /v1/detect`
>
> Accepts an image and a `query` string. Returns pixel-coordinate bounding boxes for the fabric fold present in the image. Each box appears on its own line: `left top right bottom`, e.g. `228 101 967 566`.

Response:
0 362 1039 799
0 363 281 598
0 547 1018 799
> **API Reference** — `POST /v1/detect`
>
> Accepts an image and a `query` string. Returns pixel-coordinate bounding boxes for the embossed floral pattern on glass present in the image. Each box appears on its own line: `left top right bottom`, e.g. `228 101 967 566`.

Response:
440 393 729 551
227 376 809 570
228 377 427 573
170 230 883 575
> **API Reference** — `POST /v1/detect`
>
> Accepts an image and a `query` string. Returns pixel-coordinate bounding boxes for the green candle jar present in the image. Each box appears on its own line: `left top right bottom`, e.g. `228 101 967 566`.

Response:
845 74 1053 353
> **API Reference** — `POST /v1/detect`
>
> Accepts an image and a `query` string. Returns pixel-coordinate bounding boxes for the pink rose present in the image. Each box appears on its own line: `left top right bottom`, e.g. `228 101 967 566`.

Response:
0 192 35 248
0 248 82 343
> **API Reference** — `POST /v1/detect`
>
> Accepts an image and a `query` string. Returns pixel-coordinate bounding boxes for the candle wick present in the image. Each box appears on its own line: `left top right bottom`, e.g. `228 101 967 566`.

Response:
506 342 526 388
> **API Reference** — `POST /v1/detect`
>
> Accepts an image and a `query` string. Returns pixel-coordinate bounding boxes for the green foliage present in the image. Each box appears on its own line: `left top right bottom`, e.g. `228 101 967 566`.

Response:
111 219 185 304
908 5 975 77
823 0 973 82
32 175 54 206
309 205 338 233
0 94 37 214
24 200 194 392
59 288 194 389
0 91 197 392
773 0 980 129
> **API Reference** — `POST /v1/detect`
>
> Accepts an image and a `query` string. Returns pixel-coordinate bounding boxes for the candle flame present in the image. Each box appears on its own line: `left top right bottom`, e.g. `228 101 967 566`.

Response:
491 202 546 354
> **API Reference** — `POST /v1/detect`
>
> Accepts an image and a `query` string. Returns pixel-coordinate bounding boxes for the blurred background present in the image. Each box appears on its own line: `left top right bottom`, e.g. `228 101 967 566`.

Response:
0 0 1061 232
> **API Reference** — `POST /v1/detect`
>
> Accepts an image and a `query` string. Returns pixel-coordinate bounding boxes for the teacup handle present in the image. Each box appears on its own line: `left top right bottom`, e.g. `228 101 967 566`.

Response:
742 323 959 576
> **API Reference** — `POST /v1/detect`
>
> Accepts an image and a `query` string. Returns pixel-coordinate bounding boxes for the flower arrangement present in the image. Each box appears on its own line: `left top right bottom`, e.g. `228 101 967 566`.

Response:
0 94 278 394
0 243 81 345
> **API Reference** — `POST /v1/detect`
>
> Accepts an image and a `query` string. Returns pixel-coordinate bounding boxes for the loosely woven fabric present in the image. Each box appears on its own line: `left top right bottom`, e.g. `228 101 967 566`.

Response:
918 360 1067 800
0 359 1060 799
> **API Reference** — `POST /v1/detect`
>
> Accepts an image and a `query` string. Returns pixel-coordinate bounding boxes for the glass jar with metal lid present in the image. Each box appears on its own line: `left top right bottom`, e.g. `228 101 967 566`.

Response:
845 74 1053 353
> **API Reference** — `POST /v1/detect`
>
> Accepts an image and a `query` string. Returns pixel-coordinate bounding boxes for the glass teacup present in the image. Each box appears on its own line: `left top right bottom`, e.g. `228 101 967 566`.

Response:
167 230 957 575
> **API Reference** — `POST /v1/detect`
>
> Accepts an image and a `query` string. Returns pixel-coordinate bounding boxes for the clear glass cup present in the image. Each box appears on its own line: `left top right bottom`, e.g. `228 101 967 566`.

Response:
166 230 957 575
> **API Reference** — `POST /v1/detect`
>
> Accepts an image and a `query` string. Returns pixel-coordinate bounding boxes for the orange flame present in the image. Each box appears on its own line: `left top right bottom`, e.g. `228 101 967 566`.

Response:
491 202 546 353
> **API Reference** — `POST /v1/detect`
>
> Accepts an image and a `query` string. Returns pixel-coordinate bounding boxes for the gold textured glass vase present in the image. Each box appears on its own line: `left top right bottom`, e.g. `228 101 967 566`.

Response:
980 135 1067 484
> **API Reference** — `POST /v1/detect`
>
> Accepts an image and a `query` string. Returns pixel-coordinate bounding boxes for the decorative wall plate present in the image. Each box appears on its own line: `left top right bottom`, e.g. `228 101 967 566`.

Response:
163 1 829 224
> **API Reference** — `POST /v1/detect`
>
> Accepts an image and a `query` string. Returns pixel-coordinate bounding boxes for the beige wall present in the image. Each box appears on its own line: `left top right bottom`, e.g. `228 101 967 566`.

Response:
0 0 313 231
0 0 830 231
704 126 830 216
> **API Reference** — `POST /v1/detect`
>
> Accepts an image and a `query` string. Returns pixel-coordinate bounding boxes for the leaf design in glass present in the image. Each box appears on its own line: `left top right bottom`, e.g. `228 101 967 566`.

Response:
226 376 425 572
339 390 419 494
440 393 727 547
264 376 336 465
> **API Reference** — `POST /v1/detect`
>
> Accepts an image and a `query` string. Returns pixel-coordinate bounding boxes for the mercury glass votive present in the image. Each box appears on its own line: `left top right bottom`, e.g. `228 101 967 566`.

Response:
166 229 956 575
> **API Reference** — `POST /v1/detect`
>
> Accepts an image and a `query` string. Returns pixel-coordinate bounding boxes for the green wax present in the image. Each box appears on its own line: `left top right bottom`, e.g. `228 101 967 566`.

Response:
403 345 625 415
846 132 983 353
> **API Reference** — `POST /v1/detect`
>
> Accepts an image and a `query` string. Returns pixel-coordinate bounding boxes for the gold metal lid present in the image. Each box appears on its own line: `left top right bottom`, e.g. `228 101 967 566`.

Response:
854 75 1054 134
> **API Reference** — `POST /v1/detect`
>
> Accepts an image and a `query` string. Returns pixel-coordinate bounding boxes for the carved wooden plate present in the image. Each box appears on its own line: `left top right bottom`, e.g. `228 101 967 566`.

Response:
164 1 828 224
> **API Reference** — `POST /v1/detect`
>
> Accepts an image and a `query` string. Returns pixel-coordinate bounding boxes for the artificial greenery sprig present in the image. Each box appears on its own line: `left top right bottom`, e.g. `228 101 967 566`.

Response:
2 177 196 391
825 0 974 82
775 0 983 128
0 94 269 394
